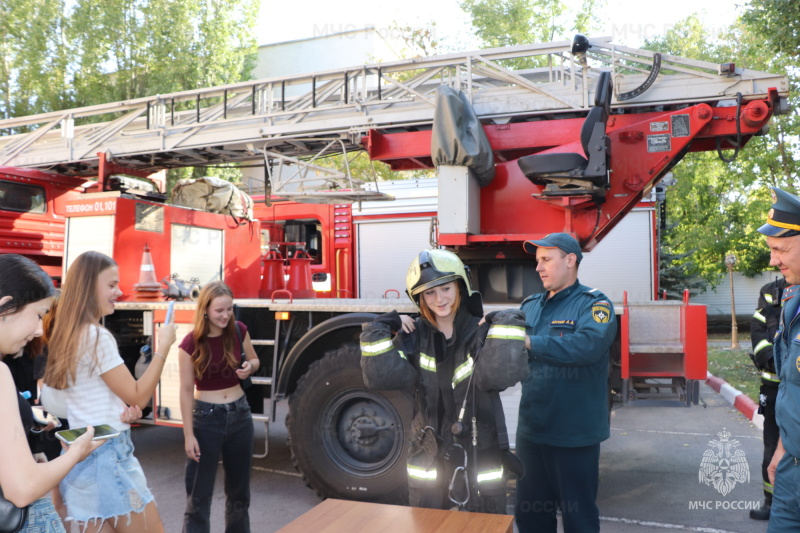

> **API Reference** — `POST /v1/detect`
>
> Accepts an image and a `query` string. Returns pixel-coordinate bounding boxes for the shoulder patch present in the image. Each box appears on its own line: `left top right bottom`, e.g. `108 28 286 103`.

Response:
592 305 611 323
784 284 799 302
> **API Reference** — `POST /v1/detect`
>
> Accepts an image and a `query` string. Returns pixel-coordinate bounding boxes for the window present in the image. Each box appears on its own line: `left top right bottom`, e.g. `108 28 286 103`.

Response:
0 180 46 214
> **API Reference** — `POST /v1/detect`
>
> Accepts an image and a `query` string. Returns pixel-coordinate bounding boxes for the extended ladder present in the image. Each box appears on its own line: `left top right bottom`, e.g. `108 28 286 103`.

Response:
0 36 788 196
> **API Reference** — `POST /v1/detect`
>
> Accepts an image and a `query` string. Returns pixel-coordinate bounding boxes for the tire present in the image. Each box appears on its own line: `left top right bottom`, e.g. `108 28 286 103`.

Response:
287 342 413 503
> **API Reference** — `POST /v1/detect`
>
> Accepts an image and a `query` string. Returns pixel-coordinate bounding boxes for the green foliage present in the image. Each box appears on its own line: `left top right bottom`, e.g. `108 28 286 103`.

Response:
658 222 709 298
0 0 259 189
644 16 799 285
459 0 603 68
742 0 800 59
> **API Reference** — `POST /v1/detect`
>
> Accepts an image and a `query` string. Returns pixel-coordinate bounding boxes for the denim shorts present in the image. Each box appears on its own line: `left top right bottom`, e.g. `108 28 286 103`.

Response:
59 429 154 526
21 497 65 533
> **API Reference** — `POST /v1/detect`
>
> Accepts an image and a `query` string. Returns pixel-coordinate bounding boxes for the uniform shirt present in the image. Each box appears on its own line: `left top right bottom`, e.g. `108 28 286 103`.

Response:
517 280 616 447
773 284 800 458
179 321 247 391
63 324 129 432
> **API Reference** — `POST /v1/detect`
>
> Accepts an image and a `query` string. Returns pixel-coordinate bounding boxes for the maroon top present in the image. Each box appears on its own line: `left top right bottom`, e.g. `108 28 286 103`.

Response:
179 321 248 391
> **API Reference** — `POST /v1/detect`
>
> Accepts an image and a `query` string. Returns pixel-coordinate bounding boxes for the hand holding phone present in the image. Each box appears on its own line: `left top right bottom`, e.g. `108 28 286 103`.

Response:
56 424 121 445
165 300 175 323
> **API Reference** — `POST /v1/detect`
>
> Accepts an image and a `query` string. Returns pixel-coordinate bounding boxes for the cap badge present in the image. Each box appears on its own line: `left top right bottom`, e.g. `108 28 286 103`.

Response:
771 189 778 203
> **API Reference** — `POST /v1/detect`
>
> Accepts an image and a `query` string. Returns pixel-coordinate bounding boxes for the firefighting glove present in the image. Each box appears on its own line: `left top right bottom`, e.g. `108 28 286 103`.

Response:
475 309 529 391
371 310 403 332
483 309 526 325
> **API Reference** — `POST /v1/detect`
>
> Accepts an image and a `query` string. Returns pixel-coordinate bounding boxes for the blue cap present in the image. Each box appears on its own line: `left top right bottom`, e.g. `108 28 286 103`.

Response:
758 187 800 237
523 233 583 263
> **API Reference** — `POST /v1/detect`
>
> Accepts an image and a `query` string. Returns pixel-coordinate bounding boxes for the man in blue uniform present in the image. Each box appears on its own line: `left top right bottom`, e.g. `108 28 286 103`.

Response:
515 233 617 533
758 187 800 532
748 276 785 520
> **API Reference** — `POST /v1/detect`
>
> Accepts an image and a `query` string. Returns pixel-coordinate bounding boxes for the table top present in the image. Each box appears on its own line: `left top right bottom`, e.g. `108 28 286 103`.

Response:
278 498 514 533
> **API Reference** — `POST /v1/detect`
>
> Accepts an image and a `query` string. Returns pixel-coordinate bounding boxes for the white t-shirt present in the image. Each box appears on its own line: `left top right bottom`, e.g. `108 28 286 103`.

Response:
64 324 129 431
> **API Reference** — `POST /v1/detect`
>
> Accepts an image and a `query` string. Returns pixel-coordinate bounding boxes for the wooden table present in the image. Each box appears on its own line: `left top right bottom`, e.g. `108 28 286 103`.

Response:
278 499 514 533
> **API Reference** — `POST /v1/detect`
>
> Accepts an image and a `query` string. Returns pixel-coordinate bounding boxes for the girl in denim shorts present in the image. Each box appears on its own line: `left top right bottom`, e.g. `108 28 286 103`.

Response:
43 251 177 532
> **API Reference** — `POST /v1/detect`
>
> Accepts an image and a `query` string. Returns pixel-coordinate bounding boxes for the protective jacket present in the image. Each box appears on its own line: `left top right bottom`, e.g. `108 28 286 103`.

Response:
518 280 616 447
750 278 784 503
773 284 800 459
751 278 785 385
360 305 526 513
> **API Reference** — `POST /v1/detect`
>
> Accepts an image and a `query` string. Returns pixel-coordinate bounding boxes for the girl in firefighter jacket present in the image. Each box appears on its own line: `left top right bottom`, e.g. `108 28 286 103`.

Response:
360 249 528 513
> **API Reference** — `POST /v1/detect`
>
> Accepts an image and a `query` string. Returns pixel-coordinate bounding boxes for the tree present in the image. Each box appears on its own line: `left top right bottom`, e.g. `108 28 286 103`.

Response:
742 0 800 59
459 0 603 68
645 16 799 284
0 0 260 189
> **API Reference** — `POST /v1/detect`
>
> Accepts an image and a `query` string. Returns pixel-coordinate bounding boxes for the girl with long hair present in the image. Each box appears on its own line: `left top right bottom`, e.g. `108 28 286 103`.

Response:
43 251 176 532
0 254 103 532
178 280 259 533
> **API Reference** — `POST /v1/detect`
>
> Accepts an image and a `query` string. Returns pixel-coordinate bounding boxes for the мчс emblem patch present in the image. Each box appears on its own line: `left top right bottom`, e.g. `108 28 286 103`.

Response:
592 305 610 323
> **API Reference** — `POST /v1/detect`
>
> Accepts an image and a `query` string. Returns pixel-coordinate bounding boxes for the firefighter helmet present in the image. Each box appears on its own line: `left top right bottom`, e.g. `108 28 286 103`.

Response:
405 249 483 317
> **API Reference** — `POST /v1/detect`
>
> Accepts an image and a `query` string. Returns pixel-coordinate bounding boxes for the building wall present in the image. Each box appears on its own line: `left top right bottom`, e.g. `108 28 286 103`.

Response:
691 271 778 318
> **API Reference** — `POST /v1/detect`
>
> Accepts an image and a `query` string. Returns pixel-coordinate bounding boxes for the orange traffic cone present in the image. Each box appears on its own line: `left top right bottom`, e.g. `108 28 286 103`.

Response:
133 244 164 301
285 250 315 299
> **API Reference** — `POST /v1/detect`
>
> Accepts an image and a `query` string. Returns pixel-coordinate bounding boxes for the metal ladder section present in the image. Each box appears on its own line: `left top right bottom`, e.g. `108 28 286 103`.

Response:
0 37 787 184
247 318 282 459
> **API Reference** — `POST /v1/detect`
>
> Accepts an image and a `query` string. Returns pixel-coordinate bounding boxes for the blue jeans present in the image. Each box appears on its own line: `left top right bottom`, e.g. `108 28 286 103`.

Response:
21 497 65 533
60 430 153 524
515 439 600 533
183 395 253 533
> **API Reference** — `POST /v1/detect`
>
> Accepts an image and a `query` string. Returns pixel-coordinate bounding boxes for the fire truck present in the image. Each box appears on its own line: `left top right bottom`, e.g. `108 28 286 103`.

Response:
0 36 789 503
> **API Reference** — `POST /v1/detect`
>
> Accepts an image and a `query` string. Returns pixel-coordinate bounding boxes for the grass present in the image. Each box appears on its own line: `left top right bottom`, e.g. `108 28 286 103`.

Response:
706 332 761 403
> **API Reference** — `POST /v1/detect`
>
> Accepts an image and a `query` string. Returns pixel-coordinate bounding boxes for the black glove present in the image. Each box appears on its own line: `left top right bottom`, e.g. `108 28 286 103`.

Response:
372 310 403 331
750 349 776 374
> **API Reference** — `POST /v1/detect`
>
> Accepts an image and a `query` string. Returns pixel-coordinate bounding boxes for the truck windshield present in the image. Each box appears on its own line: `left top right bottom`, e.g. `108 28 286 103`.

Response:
0 180 46 214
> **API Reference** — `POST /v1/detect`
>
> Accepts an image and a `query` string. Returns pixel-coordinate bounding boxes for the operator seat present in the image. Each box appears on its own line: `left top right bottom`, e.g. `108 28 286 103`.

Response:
517 71 612 189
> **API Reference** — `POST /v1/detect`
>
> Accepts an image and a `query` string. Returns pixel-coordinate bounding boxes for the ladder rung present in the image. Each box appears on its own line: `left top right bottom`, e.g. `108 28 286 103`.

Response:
251 376 272 386
251 340 274 346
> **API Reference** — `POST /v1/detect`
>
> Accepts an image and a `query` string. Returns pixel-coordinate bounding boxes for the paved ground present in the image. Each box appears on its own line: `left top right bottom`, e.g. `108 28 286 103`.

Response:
125 380 769 533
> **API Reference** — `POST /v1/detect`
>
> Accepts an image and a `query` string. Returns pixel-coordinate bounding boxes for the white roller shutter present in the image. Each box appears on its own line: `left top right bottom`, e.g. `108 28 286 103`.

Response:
170 224 223 285
64 216 115 273
580 210 654 302
357 218 433 299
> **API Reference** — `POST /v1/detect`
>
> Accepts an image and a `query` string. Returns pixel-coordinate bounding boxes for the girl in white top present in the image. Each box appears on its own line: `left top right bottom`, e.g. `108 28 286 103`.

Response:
44 251 177 533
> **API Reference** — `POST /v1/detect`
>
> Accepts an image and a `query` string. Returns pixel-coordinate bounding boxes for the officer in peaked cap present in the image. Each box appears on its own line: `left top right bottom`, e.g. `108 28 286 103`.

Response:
757 187 800 531
759 187 800 238
514 232 616 533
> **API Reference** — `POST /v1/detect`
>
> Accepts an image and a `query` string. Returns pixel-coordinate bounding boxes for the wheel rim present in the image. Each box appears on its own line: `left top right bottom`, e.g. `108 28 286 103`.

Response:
320 388 405 477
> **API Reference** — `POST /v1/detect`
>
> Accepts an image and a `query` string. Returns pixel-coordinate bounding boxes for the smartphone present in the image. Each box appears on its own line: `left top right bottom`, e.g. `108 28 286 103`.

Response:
56 424 121 445
30 406 61 432
165 300 175 323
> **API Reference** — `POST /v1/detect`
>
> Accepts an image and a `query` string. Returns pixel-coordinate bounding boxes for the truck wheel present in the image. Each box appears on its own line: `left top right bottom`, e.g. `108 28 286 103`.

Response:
287 343 413 503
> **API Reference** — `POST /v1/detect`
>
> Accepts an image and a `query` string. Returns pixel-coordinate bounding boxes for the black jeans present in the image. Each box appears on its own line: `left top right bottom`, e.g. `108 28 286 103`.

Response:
183 395 253 533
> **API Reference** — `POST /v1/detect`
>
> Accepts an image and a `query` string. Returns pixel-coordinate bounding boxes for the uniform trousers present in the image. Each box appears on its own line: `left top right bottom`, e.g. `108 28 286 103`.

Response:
515 438 600 533
767 453 800 532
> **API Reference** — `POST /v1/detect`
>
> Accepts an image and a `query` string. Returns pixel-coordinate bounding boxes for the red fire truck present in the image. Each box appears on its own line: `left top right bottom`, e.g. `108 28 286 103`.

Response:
0 36 789 503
